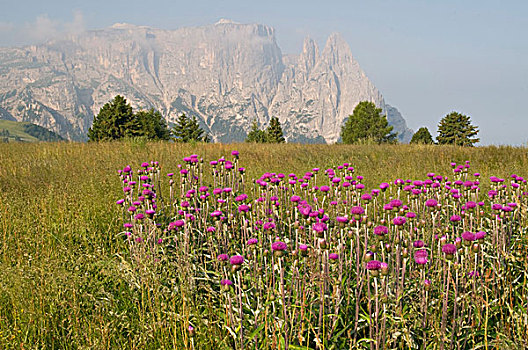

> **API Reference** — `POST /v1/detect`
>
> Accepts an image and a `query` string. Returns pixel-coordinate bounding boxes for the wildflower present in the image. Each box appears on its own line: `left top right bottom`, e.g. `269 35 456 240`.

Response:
247 238 258 246
373 225 388 236
238 204 250 213
393 216 406 226
442 244 457 260
329 253 339 263
361 193 372 201
312 222 327 237
475 231 486 241
350 206 365 218
272 241 288 257
413 240 424 248
221 279 233 286
290 195 301 202
366 260 382 277
217 254 229 262
298 244 309 257
425 199 438 208
336 216 349 226
390 199 403 208
230 255 244 271
461 231 476 243
450 215 461 223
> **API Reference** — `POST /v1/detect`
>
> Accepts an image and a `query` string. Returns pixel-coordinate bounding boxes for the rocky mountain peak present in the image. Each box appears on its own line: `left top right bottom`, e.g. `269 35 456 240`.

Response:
0 21 413 143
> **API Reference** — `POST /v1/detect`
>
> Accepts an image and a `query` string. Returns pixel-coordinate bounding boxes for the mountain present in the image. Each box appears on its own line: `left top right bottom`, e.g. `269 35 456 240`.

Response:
0 120 64 142
0 20 413 143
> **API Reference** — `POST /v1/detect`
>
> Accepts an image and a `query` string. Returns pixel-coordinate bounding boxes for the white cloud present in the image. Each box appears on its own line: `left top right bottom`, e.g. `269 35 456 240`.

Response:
0 11 86 47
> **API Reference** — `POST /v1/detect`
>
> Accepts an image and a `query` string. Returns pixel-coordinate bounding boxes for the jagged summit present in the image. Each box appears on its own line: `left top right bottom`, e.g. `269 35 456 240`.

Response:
215 19 240 25
0 21 413 142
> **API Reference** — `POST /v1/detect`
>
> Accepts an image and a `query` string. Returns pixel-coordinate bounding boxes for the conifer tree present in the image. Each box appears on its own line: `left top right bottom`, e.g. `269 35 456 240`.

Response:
410 127 434 144
265 116 285 143
245 119 267 143
340 101 397 144
437 112 479 146
171 114 209 143
88 95 135 141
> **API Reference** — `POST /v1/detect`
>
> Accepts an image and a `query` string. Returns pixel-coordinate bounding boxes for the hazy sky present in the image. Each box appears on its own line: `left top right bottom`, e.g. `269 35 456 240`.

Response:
1 0 527 145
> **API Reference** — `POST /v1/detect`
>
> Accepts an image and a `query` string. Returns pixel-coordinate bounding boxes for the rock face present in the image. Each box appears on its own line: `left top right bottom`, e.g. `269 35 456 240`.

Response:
0 20 413 142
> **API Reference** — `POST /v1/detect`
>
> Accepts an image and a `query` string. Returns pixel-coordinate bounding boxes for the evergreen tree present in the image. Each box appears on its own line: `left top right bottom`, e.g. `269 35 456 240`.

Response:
171 114 209 143
410 127 434 144
186 116 210 142
133 109 171 140
245 119 267 143
340 101 397 144
171 114 190 142
88 95 135 141
265 116 285 143
437 112 479 146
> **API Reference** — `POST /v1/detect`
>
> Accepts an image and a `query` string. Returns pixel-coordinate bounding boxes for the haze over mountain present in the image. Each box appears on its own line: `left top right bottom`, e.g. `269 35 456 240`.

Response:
0 19 413 142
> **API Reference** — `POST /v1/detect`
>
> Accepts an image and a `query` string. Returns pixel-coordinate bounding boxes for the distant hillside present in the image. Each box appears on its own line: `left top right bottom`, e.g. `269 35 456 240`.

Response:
0 120 64 142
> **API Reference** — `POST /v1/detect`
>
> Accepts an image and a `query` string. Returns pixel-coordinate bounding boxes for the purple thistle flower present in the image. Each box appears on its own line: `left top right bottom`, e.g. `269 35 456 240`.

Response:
221 279 233 286
373 225 388 236
425 199 438 208
328 253 339 260
247 238 258 246
336 216 349 224
238 204 250 213
272 241 288 251
217 254 229 262
312 222 327 233
290 195 301 202
350 206 365 215
475 231 486 240
393 216 406 226
450 215 461 222
320 185 330 192
123 223 133 229
366 260 382 270
461 231 476 242
230 255 244 265
263 222 276 230
442 244 457 255
414 256 428 265
413 240 425 248
390 199 403 208
406 212 417 219
361 193 372 201
414 249 428 258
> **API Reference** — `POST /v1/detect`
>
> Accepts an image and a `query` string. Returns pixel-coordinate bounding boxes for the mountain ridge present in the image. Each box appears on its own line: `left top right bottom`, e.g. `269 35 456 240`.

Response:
0 20 413 142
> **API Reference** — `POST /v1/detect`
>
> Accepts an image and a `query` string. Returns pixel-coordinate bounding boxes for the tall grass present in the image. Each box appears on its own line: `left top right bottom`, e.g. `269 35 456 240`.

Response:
0 141 527 349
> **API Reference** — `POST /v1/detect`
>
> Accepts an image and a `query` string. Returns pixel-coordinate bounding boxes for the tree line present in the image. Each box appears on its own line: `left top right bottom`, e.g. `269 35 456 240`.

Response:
89 95 479 146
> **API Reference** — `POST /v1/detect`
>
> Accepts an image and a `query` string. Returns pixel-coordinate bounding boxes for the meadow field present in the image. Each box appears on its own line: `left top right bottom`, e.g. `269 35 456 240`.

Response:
1 141 527 349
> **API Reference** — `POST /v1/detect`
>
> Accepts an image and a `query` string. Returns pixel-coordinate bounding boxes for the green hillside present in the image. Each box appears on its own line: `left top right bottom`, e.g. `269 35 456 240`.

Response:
0 120 64 142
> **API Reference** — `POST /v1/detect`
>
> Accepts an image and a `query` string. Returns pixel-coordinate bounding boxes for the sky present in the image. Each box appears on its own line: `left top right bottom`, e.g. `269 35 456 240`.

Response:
1 0 527 145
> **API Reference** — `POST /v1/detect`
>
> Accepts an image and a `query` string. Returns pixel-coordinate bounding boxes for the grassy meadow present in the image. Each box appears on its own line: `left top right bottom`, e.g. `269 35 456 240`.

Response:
1 141 528 349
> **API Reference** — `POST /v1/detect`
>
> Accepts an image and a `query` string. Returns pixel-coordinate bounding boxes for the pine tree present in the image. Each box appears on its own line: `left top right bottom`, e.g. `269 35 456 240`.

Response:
171 114 190 142
134 109 171 140
340 101 397 144
171 114 209 143
437 112 479 146
245 119 267 143
265 116 285 143
88 95 135 141
187 116 210 142
410 127 434 144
